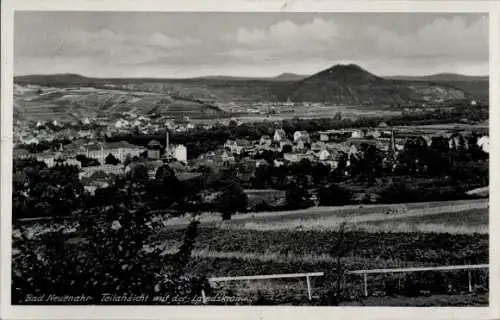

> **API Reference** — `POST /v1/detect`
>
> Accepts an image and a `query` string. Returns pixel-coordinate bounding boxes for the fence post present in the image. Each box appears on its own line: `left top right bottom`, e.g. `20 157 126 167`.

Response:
363 273 368 297
306 275 312 301
468 270 472 293
201 289 207 304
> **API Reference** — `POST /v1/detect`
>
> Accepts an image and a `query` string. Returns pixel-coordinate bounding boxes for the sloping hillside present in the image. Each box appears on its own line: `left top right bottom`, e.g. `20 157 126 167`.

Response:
387 73 488 82
386 73 489 100
13 84 227 122
273 64 466 104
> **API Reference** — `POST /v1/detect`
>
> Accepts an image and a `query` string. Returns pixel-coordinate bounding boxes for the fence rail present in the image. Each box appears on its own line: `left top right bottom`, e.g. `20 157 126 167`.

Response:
208 272 324 282
205 272 324 303
346 264 489 297
346 264 489 275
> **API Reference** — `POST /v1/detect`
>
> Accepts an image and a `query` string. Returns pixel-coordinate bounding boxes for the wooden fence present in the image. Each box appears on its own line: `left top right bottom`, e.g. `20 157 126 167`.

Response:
204 272 324 303
202 264 489 304
345 264 489 297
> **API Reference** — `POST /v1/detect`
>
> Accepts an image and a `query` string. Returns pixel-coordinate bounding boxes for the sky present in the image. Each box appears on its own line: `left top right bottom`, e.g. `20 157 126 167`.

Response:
14 12 489 78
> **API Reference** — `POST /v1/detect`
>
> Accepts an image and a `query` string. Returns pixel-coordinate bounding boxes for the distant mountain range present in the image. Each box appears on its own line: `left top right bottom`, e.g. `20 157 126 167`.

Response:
14 65 488 107
272 64 472 104
386 73 488 82
14 70 488 85
189 72 309 82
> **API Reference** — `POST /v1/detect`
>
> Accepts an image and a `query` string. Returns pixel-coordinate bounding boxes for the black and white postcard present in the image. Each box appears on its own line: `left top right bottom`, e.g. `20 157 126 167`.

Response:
1 0 499 319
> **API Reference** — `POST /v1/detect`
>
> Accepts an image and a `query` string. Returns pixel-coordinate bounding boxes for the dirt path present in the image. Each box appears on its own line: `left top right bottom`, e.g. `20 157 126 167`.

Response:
220 200 488 231
160 199 488 229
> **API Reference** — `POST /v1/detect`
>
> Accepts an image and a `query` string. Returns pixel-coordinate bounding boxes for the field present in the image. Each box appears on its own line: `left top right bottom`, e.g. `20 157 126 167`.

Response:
13 197 489 306
145 199 489 305
13 84 228 122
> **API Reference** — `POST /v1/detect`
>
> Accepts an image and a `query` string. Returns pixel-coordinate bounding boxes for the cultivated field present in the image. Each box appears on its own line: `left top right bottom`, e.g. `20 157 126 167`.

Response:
150 198 489 305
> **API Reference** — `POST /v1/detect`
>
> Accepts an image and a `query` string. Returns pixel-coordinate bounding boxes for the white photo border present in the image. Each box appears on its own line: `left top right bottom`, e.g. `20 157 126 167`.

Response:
1 1 499 319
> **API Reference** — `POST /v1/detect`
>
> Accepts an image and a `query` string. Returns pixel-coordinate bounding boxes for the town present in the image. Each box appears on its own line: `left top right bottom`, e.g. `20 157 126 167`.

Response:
12 104 489 209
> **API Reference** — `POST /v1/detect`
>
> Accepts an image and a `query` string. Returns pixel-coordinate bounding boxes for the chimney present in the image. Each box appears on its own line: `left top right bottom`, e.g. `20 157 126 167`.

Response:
390 130 396 154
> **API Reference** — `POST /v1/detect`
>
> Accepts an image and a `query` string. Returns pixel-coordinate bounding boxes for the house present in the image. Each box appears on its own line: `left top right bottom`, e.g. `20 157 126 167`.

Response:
293 139 307 153
224 139 246 155
311 142 326 152
147 140 162 160
259 135 272 146
273 159 285 167
255 159 271 168
273 129 287 142
22 136 39 145
477 135 489 153
79 164 123 179
279 139 293 151
448 133 466 150
319 132 330 142
283 153 299 162
114 119 129 129
172 145 187 163
221 150 235 163
293 131 310 143
366 130 381 139
36 153 56 167
351 130 364 138
318 129 349 143
316 149 331 161
235 139 251 153
283 153 313 163
13 148 31 159
347 139 378 157
80 141 145 164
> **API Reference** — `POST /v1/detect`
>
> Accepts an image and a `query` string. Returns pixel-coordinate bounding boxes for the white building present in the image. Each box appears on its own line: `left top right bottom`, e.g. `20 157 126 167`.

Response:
316 149 331 161
477 136 489 153
293 131 310 143
273 129 287 142
114 119 129 129
83 141 145 164
173 145 187 163
351 130 364 138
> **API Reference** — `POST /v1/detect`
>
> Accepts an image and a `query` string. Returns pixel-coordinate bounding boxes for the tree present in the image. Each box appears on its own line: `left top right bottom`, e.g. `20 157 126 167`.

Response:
282 144 292 154
12 161 83 220
155 165 175 182
129 164 149 183
215 182 248 220
317 184 352 206
76 154 100 167
105 153 121 165
12 204 210 305
285 186 313 210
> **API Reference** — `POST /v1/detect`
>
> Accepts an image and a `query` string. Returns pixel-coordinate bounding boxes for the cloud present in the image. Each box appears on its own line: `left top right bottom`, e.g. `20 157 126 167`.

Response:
224 18 338 47
17 27 201 66
365 15 488 61
76 28 199 49
67 29 200 64
220 15 488 67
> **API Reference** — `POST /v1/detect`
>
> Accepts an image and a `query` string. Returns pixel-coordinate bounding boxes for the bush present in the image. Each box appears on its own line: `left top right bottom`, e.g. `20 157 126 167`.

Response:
215 182 248 220
12 205 210 305
285 186 314 210
317 184 353 206
105 153 121 165
378 180 467 204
